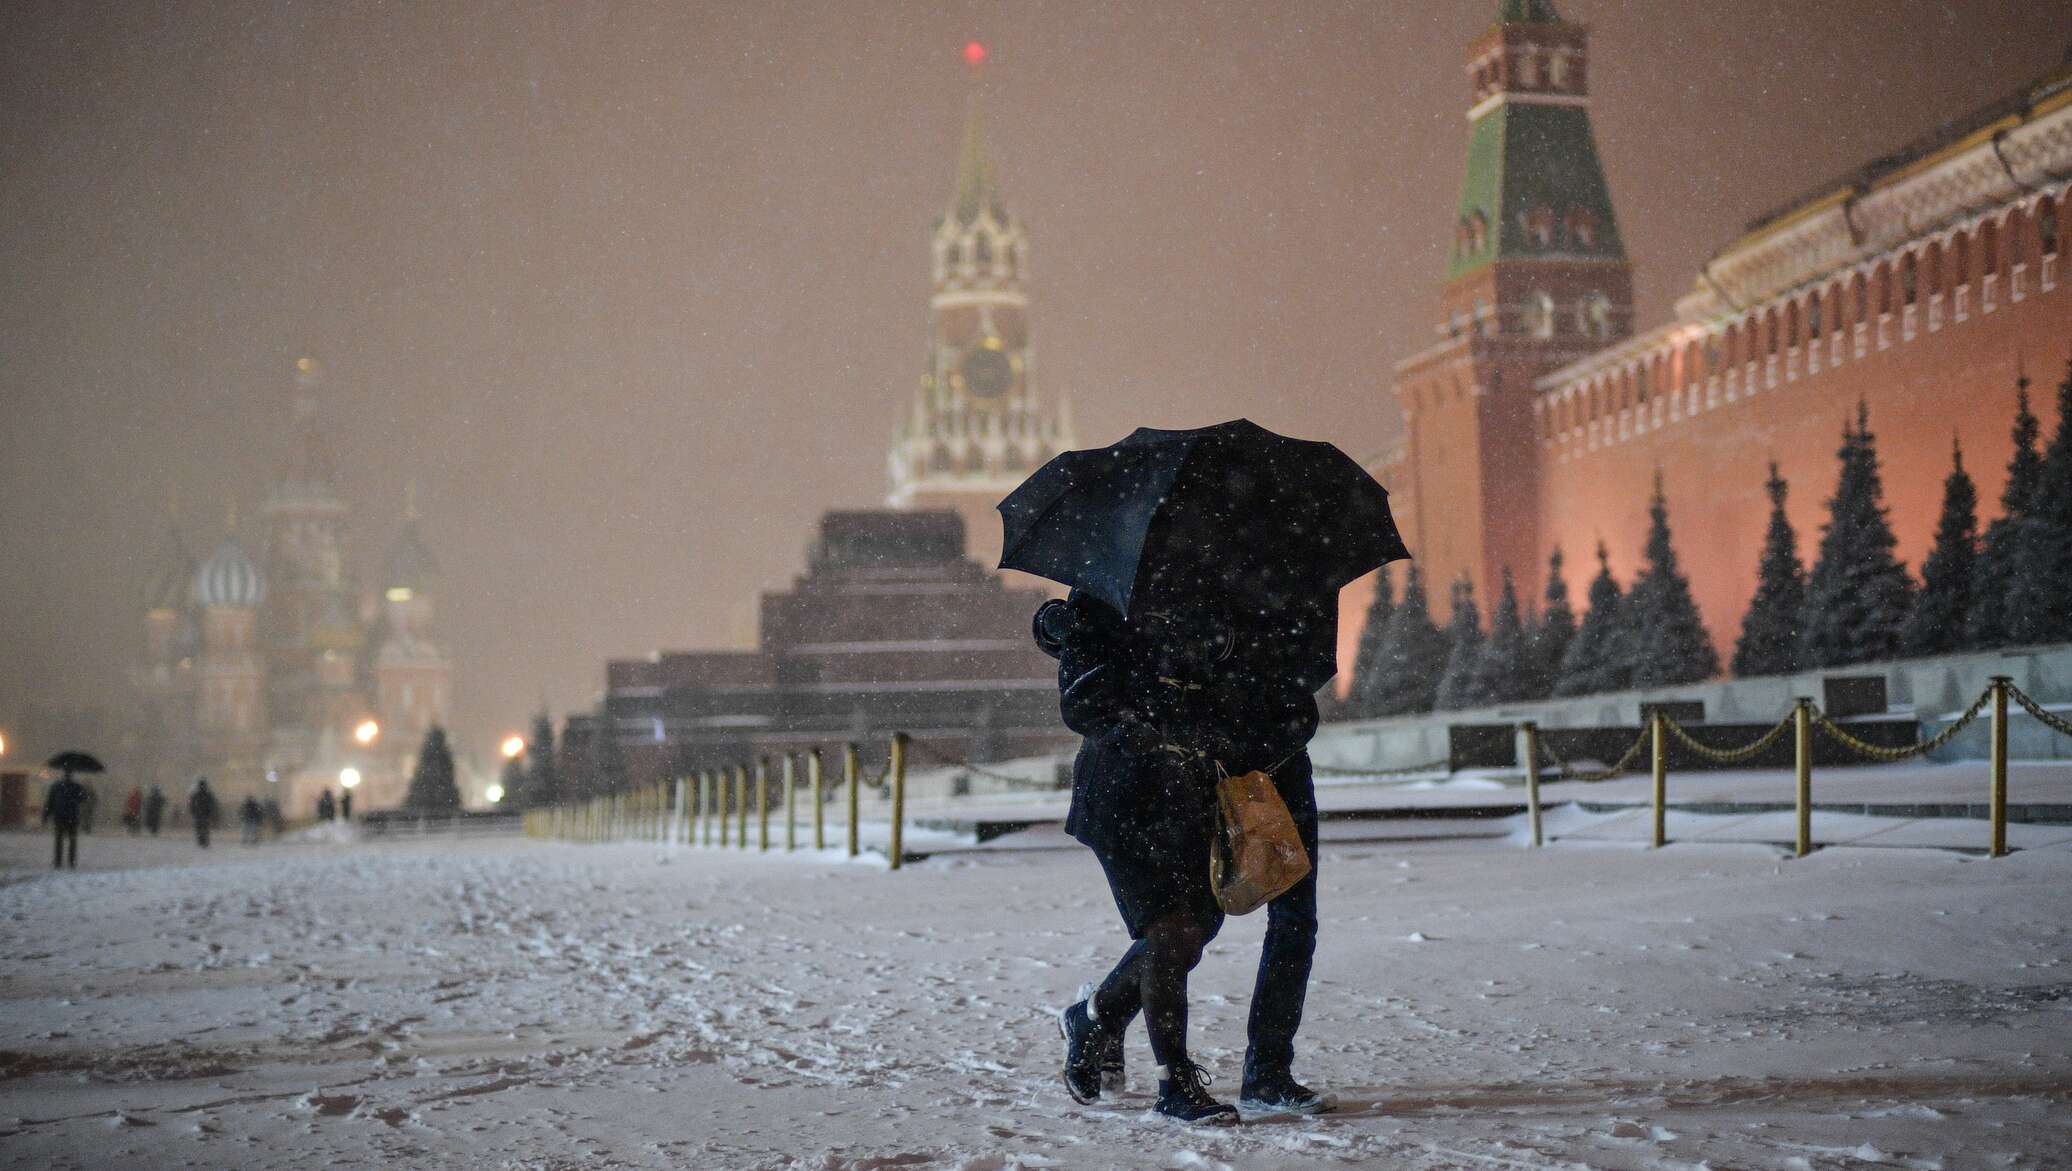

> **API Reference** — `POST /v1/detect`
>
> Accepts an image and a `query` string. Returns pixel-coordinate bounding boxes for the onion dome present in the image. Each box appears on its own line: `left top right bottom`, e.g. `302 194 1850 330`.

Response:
192 537 266 609
383 517 438 596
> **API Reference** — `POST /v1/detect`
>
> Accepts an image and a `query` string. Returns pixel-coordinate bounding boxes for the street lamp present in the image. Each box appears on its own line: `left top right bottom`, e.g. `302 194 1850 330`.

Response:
353 719 380 746
500 734 525 759
484 783 505 804
338 767 361 790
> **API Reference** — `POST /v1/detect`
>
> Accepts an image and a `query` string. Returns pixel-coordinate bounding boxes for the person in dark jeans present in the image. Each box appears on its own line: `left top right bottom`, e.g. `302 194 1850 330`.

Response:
41 774 92 869
1035 590 1330 1124
189 778 219 848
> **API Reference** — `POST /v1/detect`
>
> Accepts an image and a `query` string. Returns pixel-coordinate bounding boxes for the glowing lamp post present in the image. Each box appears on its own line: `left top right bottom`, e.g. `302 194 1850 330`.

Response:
484 784 505 804
500 734 525 759
338 767 361 790
353 719 380 746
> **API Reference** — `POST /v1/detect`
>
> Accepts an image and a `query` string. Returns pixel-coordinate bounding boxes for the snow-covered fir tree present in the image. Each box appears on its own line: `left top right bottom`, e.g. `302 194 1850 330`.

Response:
1347 568 1397 716
1526 547 1574 700
1967 380 2041 649
1433 578 1488 710
1732 463 1806 677
1470 567 1533 703
1901 438 1979 658
1371 564 1448 715
1555 543 1630 696
2005 355 2072 647
1626 473 1719 687
1799 403 1914 667
404 725 462 815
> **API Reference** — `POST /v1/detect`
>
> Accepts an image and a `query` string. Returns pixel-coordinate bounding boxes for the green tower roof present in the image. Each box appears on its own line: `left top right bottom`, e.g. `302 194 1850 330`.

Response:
1446 99 1624 280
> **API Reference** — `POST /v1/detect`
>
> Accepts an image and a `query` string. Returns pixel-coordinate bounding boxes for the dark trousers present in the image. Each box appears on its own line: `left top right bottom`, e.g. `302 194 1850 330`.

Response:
52 825 78 869
1096 759 1319 1079
195 823 211 848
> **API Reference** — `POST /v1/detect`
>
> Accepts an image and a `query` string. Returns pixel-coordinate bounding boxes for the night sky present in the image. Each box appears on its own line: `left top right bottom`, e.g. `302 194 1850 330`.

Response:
0 1 2053 761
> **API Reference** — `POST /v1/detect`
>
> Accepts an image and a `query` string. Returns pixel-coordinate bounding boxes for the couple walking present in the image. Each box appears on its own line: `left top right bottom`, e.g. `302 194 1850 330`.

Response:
1000 419 1409 1126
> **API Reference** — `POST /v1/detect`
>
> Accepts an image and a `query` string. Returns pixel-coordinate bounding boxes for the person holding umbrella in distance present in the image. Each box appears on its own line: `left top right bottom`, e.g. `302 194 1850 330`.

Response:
40 751 106 870
1003 419 1410 1125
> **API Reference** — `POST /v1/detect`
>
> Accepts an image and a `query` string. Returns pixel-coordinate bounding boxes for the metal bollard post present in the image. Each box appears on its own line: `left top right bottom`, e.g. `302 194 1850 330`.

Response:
889 732 909 871
1650 711 1666 849
784 753 797 852
685 775 697 845
1794 697 1813 858
735 764 748 850
844 742 861 858
757 757 771 852
810 748 826 850
1521 721 1542 848
1990 676 2010 858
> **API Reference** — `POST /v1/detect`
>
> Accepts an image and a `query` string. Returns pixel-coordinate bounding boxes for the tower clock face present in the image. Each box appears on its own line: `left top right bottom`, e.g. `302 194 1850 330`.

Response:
960 346 1013 399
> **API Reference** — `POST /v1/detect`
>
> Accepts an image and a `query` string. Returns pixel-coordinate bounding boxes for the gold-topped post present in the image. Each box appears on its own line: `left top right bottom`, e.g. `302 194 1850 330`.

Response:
1990 676 2010 858
1794 697 1813 858
809 748 826 850
1521 721 1543 848
889 733 909 870
735 764 748 850
1650 711 1667 849
784 753 798 852
844 742 861 858
756 757 770 852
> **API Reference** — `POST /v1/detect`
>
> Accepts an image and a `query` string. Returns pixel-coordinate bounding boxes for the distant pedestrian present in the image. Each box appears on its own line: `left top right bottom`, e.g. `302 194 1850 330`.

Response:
316 790 336 822
41 774 92 869
263 797 283 836
122 785 144 835
340 791 353 821
238 796 264 845
189 778 219 848
144 785 167 835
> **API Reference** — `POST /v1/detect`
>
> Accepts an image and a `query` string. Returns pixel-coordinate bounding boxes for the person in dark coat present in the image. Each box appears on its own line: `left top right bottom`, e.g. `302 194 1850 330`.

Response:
189 779 218 848
339 790 353 821
238 796 264 844
143 785 167 835
316 790 336 822
41 774 93 869
1039 587 1331 1123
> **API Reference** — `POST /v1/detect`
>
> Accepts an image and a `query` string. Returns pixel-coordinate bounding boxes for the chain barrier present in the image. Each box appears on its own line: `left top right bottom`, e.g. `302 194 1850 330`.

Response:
1537 727 1650 782
1659 710 1795 764
1812 690 1991 762
1309 758 1452 779
2008 683 2072 740
904 738 1062 790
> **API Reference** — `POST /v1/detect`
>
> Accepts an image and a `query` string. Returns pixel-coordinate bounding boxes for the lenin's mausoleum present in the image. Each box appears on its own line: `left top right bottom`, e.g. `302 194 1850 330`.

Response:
1370 3 2069 660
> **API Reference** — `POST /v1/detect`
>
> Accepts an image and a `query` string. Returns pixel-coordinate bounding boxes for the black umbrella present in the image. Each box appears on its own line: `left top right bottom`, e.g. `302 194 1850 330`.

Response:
47 750 105 775
998 418 1411 660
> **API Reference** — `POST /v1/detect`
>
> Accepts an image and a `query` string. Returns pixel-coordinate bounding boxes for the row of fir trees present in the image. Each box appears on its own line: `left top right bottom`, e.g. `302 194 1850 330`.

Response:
1346 354 2072 717
497 711 633 811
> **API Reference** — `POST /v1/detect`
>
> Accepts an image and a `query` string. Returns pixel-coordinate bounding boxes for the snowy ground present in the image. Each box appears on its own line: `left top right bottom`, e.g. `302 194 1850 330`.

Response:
1 825 2068 1170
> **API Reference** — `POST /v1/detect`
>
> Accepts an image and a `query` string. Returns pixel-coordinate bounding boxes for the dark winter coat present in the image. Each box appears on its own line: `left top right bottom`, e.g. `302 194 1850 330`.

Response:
41 777 92 830
1035 592 1321 861
238 797 263 826
144 788 167 827
189 785 219 827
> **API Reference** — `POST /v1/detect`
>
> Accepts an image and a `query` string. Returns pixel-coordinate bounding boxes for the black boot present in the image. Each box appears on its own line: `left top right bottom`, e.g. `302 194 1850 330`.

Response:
1154 1059 1238 1125
1238 1068 1334 1117
1058 1000 1106 1104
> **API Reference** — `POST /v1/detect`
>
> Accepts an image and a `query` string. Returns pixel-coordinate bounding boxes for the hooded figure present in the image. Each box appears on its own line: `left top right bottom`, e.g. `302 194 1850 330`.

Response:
1037 587 1326 1123
188 779 218 848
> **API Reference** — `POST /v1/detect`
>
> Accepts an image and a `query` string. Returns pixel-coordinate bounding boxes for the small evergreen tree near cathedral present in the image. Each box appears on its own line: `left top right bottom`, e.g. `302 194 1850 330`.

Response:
498 752 529 810
1732 463 1806 677
1901 438 1979 657
1347 569 1397 717
1626 473 1720 687
404 725 462 815
1525 547 1575 699
1555 543 1630 696
2006 354 2072 646
1434 578 1489 710
1799 402 1914 667
1470 567 1533 703
1967 379 2041 649
517 712 560 808
589 714 630 796
1372 564 1448 715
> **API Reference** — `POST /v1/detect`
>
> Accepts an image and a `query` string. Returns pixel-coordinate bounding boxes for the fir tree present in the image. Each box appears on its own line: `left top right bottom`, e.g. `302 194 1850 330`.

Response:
590 713 630 796
1434 578 1488 710
1525 547 1575 699
1799 403 1915 667
2006 354 2072 646
1901 437 1979 657
1626 473 1720 687
498 752 530 811
1732 462 1807 677
1967 380 2041 649
1555 542 1630 696
1347 569 1397 716
518 712 560 807
1470 568 1533 703
403 725 462 815
1371 564 1448 715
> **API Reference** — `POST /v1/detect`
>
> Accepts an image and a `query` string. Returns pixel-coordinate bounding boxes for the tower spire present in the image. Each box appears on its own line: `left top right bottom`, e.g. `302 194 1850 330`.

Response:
949 65 1005 227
